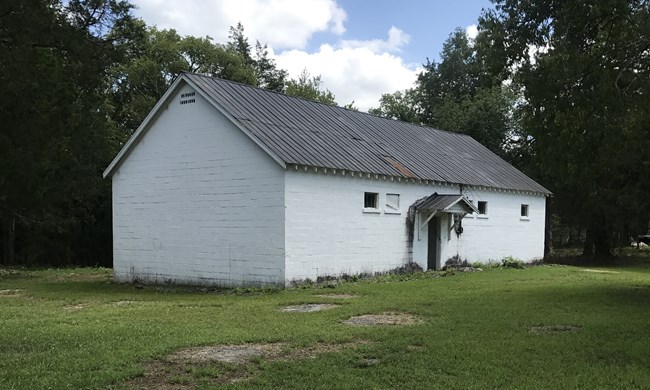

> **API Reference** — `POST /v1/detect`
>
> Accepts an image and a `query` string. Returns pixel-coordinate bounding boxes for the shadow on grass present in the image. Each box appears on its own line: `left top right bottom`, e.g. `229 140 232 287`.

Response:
546 254 650 269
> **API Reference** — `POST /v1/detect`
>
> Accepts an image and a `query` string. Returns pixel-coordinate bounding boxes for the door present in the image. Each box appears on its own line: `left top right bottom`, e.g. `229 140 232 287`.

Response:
427 217 439 270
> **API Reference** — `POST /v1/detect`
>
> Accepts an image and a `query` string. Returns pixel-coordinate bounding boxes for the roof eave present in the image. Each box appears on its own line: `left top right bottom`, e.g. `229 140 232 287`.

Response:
288 163 552 197
443 196 479 214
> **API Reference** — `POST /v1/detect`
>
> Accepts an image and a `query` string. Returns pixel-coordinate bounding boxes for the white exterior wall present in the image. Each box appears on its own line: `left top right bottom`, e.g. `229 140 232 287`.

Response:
284 170 546 284
455 190 547 264
111 82 285 287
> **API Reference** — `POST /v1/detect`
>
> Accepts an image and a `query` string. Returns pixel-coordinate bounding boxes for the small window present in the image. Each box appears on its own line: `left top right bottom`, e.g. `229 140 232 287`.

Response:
364 192 378 208
478 201 488 215
386 193 400 211
521 204 529 218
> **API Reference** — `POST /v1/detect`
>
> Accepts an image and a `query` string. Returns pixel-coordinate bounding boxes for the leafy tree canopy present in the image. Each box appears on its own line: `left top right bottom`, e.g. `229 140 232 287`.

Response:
0 0 135 264
479 0 650 256
370 28 515 158
285 69 337 105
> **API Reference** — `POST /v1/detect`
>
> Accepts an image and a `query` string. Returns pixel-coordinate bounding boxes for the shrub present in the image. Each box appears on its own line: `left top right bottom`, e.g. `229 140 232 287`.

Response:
501 256 524 269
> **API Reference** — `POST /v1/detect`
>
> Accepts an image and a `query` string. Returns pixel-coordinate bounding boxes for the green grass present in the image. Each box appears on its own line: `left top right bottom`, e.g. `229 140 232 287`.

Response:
1 260 649 389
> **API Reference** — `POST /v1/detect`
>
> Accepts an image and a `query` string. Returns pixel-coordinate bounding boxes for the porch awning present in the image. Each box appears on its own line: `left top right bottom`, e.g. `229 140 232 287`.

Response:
415 193 478 214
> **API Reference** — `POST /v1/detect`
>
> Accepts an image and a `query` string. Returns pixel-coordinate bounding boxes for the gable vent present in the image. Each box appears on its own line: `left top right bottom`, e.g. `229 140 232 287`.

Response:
180 91 196 105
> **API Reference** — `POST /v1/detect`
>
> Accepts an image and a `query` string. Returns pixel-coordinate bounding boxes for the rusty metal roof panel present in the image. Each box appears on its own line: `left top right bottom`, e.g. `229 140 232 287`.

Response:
184 73 551 194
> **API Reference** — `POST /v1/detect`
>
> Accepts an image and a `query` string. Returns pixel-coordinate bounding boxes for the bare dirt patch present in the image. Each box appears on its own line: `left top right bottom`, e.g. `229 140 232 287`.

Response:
528 325 581 334
289 340 375 360
343 312 423 326
582 269 619 274
168 343 286 364
314 293 359 299
126 340 372 389
355 358 380 368
0 289 23 297
406 344 425 351
109 300 139 306
64 303 92 311
281 303 339 312
51 271 111 282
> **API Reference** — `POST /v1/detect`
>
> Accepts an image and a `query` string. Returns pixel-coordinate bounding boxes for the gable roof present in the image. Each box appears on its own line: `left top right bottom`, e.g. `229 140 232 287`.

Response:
104 72 551 195
416 194 478 214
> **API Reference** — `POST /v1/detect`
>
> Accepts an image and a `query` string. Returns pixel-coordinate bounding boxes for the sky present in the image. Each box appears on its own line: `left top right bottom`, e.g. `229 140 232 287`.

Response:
131 0 493 111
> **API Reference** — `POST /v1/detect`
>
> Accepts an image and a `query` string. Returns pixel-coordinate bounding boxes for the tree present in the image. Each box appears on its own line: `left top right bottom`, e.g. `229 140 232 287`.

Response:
369 89 422 123
479 0 650 257
253 41 287 92
0 0 134 265
227 22 253 65
285 69 337 105
110 25 257 138
371 28 514 157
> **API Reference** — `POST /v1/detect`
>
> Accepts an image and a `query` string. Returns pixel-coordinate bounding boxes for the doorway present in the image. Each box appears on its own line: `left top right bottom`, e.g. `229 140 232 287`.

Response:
427 217 440 270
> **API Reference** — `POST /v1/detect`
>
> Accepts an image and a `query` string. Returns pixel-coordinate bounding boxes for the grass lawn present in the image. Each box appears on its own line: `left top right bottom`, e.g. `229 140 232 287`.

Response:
1 258 649 389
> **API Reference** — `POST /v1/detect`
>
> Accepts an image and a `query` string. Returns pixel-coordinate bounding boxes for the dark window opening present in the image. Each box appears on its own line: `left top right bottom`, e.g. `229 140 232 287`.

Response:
364 192 378 208
521 204 529 217
478 201 488 215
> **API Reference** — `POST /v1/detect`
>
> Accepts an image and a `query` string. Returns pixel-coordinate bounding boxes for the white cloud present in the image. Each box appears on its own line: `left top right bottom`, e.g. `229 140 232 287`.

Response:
340 26 410 53
131 0 347 50
132 1 418 111
276 31 420 111
465 24 478 40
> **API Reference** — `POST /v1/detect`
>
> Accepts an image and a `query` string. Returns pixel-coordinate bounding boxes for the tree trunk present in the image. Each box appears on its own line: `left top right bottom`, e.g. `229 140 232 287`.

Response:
1 211 16 265
582 228 594 256
544 198 553 258
593 224 613 259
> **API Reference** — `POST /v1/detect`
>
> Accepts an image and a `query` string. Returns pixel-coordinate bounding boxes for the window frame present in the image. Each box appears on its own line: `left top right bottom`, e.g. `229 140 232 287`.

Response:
363 192 380 213
477 201 488 218
520 204 529 220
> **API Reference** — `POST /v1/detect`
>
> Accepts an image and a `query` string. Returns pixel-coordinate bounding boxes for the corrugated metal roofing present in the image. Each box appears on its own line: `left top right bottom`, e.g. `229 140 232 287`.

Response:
184 72 551 195
416 193 478 213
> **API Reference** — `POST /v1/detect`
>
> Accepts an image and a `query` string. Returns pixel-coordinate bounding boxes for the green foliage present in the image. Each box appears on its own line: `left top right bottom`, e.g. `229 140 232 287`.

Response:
1 264 649 388
254 41 288 92
470 261 500 269
2 13 294 265
0 0 134 265
434 85 516 154
285 69 337 105
342 101 359 111
110 24 257 138
227 22 253 65
370 28 515 158
500 256 525 269
479 0 650 256
368 89 422 123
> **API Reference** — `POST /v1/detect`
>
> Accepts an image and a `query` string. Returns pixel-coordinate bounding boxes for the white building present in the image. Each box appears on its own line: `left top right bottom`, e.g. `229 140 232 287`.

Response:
104 72 551 287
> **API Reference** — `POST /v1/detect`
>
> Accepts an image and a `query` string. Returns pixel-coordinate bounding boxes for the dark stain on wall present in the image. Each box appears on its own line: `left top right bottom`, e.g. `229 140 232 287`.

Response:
405 196 428 263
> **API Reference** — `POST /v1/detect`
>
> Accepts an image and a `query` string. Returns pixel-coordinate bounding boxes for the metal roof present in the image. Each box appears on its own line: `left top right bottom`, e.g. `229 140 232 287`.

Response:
415 193 478 214
113 72 550 194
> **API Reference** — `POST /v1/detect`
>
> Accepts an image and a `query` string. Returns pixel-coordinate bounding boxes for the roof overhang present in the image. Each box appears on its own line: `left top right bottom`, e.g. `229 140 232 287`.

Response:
415 193 478 214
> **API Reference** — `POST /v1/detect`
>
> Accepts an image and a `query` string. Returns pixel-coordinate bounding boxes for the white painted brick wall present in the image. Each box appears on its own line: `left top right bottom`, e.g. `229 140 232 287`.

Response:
111 80 546 287
112 82 285 287
284 170 546 283
457 189 546 264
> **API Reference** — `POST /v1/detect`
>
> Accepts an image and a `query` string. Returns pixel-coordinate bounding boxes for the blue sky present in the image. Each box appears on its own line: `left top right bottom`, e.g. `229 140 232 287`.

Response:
132 0 493 110
310 0 492 64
